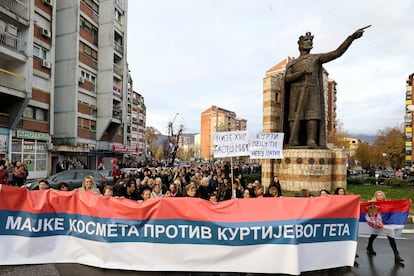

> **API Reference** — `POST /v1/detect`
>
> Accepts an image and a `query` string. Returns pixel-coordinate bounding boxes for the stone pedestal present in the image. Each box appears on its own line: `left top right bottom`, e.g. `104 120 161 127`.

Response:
262 147 347 193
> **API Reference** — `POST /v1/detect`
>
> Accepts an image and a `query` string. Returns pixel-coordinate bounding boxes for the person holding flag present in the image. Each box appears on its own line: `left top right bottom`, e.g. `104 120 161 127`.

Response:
363 191 408 264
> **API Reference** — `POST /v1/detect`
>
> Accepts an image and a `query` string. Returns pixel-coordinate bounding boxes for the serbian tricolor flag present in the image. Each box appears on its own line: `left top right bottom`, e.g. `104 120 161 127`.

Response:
359 199 410 237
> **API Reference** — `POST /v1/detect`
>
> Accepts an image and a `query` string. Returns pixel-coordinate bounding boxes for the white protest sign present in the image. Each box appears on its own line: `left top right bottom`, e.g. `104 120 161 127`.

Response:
249 132 284 159
213 131 250 158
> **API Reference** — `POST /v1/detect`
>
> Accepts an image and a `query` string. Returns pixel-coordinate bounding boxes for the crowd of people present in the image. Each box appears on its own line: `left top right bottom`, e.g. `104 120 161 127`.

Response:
0 159 29 186
99 163 268 203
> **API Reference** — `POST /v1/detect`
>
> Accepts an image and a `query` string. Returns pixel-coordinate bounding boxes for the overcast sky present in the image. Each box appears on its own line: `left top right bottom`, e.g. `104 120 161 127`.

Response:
127 0 414 136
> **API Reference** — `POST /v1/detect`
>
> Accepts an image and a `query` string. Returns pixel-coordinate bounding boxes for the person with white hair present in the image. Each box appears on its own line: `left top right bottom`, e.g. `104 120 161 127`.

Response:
366 191 404 264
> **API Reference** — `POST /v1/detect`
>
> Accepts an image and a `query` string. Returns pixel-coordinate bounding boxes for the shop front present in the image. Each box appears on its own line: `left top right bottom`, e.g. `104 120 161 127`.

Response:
0 128 9 162
12 130 49 179
91 145 139 169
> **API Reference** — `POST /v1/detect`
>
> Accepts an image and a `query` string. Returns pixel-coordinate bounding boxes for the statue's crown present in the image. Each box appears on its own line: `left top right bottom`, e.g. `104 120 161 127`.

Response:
366 204 380 213
298 32 314 44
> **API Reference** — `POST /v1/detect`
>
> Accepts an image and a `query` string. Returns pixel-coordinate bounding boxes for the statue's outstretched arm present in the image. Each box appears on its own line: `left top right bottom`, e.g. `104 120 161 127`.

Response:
320 25 369 63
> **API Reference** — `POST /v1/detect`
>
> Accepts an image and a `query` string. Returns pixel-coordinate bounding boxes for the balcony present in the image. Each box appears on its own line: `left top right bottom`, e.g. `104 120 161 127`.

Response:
80 1 99 25
113 63 123 76
0 112 9 126
0 68 26 91
79 52 98 70
112 108 122 120
0 30 27 55
79 79 96 93
0 0 29 23
114 41 123 55
92 12 99 24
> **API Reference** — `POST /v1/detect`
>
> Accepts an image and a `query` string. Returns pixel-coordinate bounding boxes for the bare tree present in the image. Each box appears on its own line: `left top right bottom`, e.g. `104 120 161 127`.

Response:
167 113 184 167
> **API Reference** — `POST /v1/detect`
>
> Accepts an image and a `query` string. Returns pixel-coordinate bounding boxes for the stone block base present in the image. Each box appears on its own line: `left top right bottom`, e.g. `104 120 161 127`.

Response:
262 147 347 194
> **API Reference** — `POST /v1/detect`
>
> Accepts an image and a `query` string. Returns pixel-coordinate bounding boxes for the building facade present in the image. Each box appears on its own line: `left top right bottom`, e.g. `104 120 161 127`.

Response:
326 78 337 138
1 0 55 178
200 105 247 160
128 84 146 159
53 0 136 171
405 73 414 167
1 0 146 177
339 137 365 157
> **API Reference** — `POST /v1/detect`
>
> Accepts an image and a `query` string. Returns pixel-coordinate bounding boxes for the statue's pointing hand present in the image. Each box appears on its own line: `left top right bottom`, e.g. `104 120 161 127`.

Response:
352 25 371 40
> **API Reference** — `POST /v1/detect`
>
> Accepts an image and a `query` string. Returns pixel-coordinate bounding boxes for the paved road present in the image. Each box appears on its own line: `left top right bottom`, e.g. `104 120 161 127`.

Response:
1 228 414 276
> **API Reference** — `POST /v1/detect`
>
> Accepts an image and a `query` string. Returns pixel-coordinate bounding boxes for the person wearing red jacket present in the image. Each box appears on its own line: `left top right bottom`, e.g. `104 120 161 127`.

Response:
0 164 8 185
111 165 121 183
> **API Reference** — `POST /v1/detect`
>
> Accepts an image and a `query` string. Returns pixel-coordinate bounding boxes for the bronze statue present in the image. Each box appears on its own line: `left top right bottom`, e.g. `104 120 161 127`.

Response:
283 26 369 149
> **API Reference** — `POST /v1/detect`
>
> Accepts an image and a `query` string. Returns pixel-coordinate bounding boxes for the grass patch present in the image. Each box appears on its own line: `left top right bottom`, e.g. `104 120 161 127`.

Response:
282 184 414 214
243 173 414 213
346 184 414 202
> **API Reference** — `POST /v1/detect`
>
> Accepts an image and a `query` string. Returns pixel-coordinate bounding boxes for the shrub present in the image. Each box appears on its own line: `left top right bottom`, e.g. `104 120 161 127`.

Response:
384 178 409 188
347 177 365 185
366 177 377 185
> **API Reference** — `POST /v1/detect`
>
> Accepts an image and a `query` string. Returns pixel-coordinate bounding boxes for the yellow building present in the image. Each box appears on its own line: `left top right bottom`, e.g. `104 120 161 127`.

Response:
339 137 365 157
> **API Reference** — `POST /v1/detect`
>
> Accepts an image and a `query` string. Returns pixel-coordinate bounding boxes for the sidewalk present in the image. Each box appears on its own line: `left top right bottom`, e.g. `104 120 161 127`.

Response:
403 223 414 233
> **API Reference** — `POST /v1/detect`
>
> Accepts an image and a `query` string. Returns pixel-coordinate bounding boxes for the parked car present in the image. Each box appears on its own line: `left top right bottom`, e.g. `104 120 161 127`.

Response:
24 170 108 191
374 170 394 184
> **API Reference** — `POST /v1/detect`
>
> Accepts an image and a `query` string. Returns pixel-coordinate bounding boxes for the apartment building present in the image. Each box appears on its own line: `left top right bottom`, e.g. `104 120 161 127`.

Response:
326 78 337 137
128 82 146 158
54 0 131 169
1 0 147 177
339 137 364 157
405 73 414 167
200 105 247 160
0 0 55 178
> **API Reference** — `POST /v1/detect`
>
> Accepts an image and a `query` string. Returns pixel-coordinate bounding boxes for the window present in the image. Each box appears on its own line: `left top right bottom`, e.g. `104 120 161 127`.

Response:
12 139 47 173
80 69 97 84
33 45 47 60
114 9 122 23
79 41 98 60
23 107 34 118
82 0 99 13
55 171 75 182
23 106 48 121
80 16 98 36
35 109 46 121
114 31 123 45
